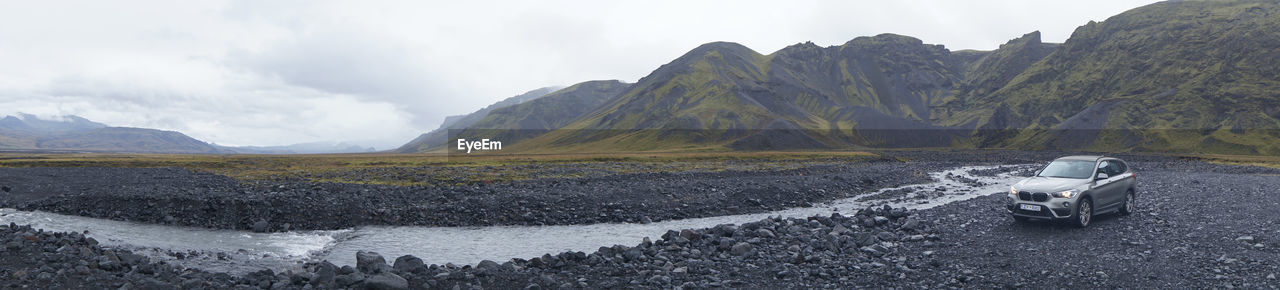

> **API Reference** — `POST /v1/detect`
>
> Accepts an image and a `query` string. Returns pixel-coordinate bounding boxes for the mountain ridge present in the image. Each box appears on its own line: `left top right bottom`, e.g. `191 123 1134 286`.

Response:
0 114 228 154
400 0 1280 155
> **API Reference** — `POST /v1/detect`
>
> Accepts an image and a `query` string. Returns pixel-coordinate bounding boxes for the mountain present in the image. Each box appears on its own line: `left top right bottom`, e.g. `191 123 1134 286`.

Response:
401 0 1280 155
221 141 376 154
0 114 227 154
521 35 984 151
392 86 561 153
449 80 632 148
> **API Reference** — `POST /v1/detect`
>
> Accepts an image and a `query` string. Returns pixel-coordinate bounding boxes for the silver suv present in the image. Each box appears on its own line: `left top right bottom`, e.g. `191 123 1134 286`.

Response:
1006 155 1137 227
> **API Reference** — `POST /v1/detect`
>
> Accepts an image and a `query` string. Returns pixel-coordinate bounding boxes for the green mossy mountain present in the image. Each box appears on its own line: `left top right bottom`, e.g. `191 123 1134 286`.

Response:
405 0 1280 155
952 0 1280 154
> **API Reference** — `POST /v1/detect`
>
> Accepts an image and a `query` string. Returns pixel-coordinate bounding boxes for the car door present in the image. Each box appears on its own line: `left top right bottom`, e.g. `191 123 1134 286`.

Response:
1093 160 1124 211
1110 160 1134 196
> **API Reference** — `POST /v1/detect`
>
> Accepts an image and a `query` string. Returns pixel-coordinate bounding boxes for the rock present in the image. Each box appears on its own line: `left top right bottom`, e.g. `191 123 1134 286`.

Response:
97 256 120 271
755 229 775 238
1236 236 1255 243
873 216 890 224
861 244 890 256
711 224 738 237
852 232 877 247
647 275 671 284
251 219 270 233
900 219 920 231
1 186 9 192
1268 274 1275 280
334 272 365 287
672 266 687 273
876 231 897 242
831 224 851 235
312 262 337 286
623 247 645 261
716 237 736 251
361 273 408 290
730 242 754 256
477 260 501 271
339 265 357 275
356 251 391 274
391 255 423 273
680 229 702 241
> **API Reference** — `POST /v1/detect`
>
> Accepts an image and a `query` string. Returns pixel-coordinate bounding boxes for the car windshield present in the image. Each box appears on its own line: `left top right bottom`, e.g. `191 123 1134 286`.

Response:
1037 160 1095 179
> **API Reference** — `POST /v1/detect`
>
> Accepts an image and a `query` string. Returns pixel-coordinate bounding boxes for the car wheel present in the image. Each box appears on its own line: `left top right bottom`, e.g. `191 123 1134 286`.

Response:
1118 190 1135 215
1073 198 1092 228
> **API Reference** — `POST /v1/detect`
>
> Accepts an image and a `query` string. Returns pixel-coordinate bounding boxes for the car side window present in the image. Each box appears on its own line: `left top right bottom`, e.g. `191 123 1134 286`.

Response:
1101 160 1124 176
1112 161 1127 175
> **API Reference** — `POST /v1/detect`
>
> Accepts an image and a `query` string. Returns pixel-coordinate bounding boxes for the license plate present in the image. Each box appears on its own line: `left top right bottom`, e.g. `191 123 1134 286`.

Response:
1019 204 1042 211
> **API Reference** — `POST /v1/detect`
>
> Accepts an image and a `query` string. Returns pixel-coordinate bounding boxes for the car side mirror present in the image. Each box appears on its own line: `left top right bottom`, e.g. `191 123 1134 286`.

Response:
1095 173 1109 180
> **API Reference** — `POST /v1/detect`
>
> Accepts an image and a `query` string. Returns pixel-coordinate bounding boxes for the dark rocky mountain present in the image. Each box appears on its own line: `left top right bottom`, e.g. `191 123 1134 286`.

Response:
402 0 1280 155
0 114 227 154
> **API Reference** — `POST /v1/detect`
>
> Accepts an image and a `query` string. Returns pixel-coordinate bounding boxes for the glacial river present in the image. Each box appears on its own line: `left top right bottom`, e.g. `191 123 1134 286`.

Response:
0 165 1030 274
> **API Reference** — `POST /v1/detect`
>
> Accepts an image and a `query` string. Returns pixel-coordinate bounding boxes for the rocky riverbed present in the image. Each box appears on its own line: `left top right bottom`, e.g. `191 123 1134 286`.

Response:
1 151 1279 288
0 156 950 232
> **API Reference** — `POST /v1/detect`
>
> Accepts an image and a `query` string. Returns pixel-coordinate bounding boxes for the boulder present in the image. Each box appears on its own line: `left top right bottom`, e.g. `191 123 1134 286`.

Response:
623 247 645 261
477 260 501 271
391 255 423 273
730 242 754 256
360 272 409 290
679 229 702 241
251 219 270 233
334 272 365 287
356 251 391 274
311 261 337 286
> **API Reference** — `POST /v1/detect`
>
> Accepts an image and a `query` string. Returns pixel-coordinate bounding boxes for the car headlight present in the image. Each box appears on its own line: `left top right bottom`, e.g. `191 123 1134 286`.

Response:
1010 187 1019 196
1053 190 1078 198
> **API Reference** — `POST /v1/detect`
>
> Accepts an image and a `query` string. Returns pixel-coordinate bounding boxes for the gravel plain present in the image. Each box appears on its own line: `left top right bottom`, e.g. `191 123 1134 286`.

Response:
1 150 1278 288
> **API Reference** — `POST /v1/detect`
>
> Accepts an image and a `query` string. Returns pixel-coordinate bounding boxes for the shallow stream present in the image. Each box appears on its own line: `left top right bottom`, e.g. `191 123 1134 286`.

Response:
0 165 1030 274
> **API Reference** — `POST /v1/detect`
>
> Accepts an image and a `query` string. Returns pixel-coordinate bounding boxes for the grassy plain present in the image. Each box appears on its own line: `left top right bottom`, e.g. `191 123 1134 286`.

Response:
0 151 878 186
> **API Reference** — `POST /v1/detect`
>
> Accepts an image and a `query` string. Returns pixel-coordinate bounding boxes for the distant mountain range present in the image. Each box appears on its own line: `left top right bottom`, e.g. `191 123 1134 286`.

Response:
0 113 374 154
225 142 375 154
0 113 229 154
401 0 1280 155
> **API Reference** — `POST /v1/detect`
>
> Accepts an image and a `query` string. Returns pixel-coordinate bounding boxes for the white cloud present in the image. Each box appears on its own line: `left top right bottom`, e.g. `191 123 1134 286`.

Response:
0 0 1161 149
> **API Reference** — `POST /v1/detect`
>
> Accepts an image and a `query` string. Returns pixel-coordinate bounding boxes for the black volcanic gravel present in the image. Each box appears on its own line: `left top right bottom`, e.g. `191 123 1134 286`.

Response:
2 151 1280 288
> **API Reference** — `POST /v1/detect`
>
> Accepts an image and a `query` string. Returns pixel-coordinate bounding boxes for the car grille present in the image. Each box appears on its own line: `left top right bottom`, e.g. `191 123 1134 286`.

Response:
1015 207 1053 217
1017 192 1049 202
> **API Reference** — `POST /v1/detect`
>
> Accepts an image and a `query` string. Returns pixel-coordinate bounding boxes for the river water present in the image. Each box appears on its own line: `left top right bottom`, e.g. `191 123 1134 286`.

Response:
0 165 1030 274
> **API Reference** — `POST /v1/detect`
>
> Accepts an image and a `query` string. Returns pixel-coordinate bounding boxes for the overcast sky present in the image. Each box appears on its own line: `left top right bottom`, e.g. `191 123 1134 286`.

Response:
0 0 1161 149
